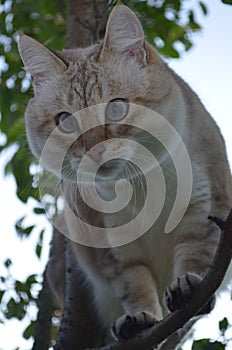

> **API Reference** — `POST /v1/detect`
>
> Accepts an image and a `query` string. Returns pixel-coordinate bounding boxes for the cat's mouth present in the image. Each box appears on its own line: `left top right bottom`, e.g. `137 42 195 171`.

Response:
98 158 124 170
62 158 140 184
96 159 127 180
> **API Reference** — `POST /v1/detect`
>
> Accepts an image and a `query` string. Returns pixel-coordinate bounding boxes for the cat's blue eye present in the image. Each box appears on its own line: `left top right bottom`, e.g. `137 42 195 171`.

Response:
105 98 129 122
55 112 79 133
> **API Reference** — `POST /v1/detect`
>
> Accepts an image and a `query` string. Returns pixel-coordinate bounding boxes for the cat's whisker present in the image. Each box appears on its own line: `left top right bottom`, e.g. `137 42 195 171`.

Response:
131 152 177 195
127 161 147 233
39 171 60 195
124 165 137 221
126 161 146 223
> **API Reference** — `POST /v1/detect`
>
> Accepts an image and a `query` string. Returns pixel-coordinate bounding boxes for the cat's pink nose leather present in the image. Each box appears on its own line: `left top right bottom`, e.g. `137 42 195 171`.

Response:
88 143 106 162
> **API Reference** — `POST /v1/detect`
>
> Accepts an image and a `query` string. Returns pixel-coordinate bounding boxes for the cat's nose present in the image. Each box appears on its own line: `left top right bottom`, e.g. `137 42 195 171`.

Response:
88 143 106 162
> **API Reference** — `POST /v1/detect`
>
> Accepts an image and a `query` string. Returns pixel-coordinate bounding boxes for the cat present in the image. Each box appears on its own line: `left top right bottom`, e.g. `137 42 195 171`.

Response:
18 4 232 348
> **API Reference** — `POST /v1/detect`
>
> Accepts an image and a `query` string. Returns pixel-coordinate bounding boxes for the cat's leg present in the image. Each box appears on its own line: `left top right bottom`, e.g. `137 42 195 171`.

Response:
110 264 163 340
164 216 219 315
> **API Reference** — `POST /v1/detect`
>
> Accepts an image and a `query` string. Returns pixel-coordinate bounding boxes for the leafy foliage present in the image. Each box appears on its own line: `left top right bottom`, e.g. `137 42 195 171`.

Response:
189 315 232 350
191 339 225 350
0 260 39 326
0 0 66 208
0 0 232 348
221 0 232 4
129 0 206 58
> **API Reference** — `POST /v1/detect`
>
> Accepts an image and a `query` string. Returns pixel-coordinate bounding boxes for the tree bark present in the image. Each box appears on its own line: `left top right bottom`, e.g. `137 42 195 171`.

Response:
66 0 109 48
32 268 55 350
54 238 105 349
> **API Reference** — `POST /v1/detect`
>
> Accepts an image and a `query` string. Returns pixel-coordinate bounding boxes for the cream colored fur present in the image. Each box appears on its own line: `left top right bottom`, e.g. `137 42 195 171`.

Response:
18 4 232 347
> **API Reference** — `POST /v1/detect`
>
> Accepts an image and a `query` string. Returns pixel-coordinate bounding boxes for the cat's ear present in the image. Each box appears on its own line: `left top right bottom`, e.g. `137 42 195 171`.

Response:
100 5 147 64
18 34 67 86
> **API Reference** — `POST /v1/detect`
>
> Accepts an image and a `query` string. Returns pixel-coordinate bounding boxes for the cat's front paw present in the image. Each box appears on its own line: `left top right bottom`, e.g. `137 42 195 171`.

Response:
112 311 157 340
165 273 202 312
165 273 215 314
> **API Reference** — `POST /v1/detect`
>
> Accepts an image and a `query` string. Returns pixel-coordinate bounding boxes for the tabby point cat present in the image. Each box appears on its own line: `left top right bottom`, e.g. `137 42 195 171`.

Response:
18 4 232 348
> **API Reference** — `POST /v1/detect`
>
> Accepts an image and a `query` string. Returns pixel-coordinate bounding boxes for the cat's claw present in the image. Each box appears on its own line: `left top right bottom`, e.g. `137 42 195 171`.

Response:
165 272 215 314
112 311 157 340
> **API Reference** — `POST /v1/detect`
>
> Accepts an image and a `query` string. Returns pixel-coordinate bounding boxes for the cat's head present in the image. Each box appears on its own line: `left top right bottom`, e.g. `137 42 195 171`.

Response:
18 5 174 184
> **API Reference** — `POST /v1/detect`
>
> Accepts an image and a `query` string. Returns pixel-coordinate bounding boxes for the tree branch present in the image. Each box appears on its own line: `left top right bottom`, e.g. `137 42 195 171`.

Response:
86 209 232 350
32 268 54 350
66 0 109 48
158 319 196 350
54 238 105 350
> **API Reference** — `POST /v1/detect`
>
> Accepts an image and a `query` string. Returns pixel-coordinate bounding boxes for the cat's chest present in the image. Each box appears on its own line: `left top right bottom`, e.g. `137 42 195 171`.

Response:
93 225 175 301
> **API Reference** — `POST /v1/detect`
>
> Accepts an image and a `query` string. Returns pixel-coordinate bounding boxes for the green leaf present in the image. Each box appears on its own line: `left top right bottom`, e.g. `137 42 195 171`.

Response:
221 0 232 4
15 216 35 238
199 2 208 15
23 321 35 340
0 290 5 303
15 280 25 293
5 299 15 319
0 276 6 283
39 229 45 241
192 339 225 350
4 258 12 268
15 274 38 301
26 274 38 286
16 224 35 238
10 144 40 203
35 229 45 259
13 275 39 304
36 243 42 259
33 207 45 214
219 317 229 335
5 298 26 320
188 10 201 31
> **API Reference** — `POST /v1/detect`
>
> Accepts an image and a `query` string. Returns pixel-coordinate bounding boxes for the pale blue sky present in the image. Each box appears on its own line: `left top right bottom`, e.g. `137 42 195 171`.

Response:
170 0 232 167
0 1 232 349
